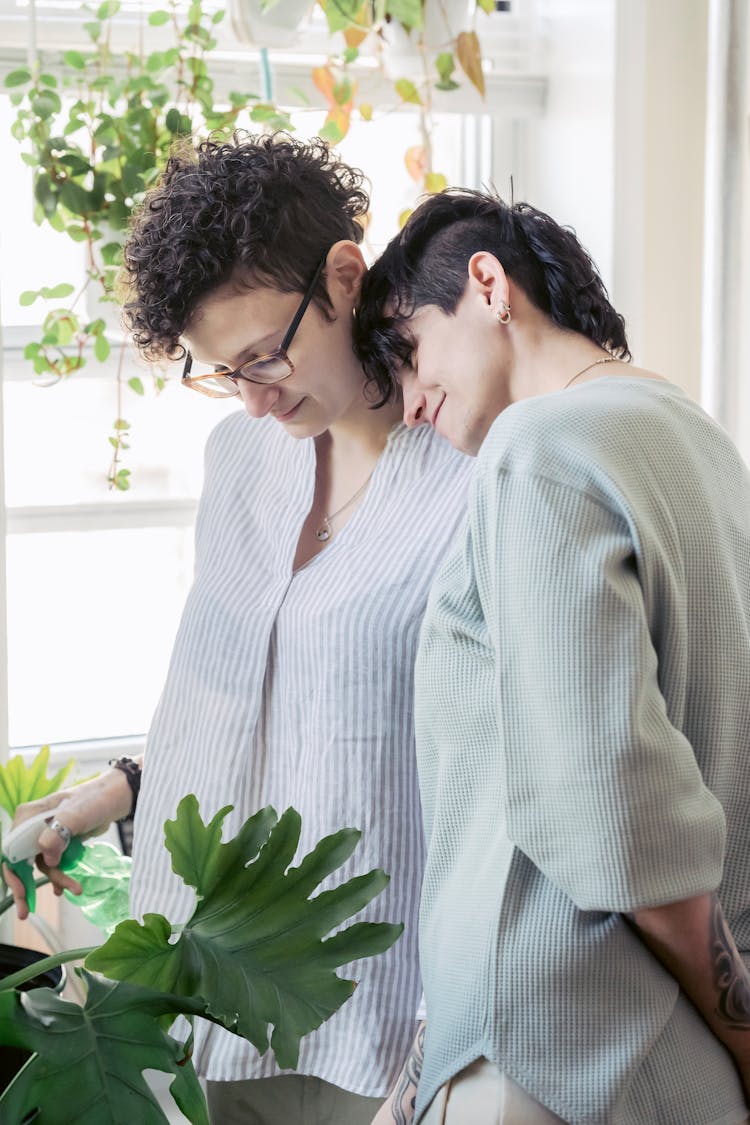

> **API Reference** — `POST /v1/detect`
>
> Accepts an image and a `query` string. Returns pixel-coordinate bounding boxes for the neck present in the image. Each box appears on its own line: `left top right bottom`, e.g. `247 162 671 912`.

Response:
325 394 403 460
506 324 614 403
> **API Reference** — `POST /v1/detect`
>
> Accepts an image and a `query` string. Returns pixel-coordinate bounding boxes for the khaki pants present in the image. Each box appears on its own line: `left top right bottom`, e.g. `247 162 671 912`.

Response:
421 1058 567 1125
206 1073 384 1125
421 1059 750 1125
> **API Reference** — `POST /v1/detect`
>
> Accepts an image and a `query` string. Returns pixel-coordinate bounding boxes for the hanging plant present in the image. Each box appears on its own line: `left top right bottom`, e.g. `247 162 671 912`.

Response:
3 0 292 489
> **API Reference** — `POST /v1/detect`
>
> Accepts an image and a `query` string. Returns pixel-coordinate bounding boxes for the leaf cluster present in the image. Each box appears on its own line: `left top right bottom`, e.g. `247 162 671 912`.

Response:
0 795 403 1123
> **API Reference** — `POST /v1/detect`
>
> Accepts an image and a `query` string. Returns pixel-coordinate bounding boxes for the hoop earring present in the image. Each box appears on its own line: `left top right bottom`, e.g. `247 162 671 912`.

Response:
496 302 511 325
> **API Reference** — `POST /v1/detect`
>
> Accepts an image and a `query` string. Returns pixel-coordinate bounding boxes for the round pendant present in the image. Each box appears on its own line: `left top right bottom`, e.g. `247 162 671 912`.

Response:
315 526 331 542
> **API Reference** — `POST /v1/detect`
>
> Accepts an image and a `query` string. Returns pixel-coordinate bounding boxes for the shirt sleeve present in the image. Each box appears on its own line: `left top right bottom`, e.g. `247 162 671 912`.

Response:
471 464 726 913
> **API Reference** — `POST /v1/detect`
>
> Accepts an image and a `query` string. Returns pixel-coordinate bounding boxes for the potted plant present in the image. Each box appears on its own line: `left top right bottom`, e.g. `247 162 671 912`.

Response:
0 752 402 1122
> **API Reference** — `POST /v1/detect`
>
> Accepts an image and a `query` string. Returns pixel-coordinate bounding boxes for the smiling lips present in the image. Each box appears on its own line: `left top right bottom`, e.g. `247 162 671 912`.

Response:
274 399 304 421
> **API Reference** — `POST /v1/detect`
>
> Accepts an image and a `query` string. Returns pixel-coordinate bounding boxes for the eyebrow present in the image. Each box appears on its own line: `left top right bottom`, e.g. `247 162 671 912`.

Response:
212 331 280 370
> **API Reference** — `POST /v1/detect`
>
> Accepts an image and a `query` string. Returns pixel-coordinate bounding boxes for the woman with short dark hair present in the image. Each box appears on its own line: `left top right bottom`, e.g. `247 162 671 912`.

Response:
357 190 750 1125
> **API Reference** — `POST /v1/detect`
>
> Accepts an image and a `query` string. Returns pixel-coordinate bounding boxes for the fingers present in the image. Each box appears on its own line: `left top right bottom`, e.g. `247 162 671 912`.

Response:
35 855 82 898
35 826 69 870
2 861 30 921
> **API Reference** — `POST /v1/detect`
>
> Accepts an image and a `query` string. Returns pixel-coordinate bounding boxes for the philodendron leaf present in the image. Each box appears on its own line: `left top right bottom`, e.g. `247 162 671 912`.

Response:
0 970 209 1124
87 797 403 1068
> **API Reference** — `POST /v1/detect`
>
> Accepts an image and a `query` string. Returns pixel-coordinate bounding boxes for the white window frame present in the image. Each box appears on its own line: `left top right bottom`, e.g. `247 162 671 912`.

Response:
0 4 547 765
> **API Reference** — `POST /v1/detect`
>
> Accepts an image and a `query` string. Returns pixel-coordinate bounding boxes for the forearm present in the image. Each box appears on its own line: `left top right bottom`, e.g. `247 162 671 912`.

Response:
371 1022 425 1125
631 892 750 1068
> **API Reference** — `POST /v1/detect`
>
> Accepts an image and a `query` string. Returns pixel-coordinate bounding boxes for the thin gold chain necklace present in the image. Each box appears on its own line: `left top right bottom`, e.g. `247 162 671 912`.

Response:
315 471 374 543
563 355 617 390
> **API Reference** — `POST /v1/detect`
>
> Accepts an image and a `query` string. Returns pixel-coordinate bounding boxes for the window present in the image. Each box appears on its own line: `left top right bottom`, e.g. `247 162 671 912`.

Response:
0 92 511 758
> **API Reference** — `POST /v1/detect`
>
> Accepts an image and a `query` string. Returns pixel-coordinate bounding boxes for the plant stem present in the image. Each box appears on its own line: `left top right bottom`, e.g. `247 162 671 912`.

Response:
0 947 96 993
0 877 50 920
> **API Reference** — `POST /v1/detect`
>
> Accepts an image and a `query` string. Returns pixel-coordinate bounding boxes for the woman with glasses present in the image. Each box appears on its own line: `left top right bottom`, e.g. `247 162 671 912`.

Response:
4 134 471 1125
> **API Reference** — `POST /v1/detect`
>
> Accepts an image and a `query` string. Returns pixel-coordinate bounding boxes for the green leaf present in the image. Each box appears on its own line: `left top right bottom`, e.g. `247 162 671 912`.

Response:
31 90 62 120
19 290 39 307
128 376 144 395
385 0 423 30
95 334 111 362
4 68 31 88
39 283 75 299
60 180 91 217
97 0 121 17
39 73 58 88
318 119 344 143
87 798 403 1070
112 418 130 431
148 9 170 25
477 0 494 12
63 50 88 70
395 78 422 105
436 51 456 83
0 746 74 819
0 972 209 1124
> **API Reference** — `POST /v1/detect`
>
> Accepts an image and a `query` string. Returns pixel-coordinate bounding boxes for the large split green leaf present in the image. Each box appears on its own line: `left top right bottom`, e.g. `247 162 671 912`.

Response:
87 797 403 1068
0 971 208 1124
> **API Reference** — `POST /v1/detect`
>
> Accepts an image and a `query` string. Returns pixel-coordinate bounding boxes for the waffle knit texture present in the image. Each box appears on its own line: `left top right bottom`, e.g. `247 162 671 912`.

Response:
415 377 750 1125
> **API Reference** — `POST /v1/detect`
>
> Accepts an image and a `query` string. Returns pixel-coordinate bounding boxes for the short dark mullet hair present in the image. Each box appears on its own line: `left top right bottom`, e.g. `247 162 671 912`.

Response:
354 189 630 394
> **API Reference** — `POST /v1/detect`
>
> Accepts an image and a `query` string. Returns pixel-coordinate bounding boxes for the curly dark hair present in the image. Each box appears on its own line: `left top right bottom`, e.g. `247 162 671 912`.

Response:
354 189 630 394
121 132 370 363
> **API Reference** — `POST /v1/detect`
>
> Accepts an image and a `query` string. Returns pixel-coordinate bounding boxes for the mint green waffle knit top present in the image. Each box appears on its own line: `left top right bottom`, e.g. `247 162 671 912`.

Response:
414 376 750 1125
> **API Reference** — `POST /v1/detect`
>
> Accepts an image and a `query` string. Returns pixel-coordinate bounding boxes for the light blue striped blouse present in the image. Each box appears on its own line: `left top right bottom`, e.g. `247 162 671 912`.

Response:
415 377 750 1125
130 411 472 1095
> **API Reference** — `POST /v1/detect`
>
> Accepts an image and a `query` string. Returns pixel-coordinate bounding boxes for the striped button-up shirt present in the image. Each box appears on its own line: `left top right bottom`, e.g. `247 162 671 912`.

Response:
130 410 471 1095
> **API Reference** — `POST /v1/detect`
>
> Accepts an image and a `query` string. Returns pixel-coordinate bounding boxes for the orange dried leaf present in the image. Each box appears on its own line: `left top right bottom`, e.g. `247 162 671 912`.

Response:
312 65 336 104
456 30 485 98
404 144 427 183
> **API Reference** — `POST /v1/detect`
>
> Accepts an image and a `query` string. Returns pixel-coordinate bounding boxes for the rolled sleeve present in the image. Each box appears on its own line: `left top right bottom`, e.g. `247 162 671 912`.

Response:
472 467 726 913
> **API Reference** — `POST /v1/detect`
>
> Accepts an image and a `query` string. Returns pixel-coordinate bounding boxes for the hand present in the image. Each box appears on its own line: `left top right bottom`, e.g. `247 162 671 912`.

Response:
2 767 135 920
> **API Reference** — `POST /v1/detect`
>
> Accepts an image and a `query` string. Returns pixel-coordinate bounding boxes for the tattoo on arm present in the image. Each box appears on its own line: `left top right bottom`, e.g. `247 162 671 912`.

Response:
711 894 750 1030
391 1023 425 1125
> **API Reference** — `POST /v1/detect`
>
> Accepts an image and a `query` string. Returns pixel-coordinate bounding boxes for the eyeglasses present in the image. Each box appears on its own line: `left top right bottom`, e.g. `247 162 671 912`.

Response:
181 257 327 399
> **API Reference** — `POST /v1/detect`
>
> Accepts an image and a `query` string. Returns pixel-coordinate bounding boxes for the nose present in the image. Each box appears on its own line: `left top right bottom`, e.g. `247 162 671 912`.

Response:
401 373 429 429
237 380 281 419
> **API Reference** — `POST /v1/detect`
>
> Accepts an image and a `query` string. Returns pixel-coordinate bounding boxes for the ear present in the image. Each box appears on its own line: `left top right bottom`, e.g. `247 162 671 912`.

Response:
466 251 511 314
325 240 367 302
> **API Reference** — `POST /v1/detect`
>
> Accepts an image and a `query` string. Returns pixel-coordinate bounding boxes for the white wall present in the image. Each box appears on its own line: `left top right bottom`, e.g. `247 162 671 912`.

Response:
512 0 710 403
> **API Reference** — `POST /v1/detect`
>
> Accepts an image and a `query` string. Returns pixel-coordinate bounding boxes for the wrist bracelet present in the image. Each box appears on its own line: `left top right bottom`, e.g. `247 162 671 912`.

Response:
109 756 142 820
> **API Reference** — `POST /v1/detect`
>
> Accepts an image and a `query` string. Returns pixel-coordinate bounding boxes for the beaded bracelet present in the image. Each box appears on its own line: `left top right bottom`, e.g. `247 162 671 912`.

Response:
109 756 142 820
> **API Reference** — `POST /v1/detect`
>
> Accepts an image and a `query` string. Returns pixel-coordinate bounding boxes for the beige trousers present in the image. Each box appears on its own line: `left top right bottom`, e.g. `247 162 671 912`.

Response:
420 1058 568 1125
421 1059 750 1125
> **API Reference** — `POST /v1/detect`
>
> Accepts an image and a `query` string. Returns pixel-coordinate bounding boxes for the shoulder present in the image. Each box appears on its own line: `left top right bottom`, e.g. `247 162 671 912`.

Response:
388 421 474 483
476 377 699 497
204 410 292 476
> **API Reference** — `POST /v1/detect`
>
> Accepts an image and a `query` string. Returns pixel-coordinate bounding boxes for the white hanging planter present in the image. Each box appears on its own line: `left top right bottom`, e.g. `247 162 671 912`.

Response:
230 0 316 49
